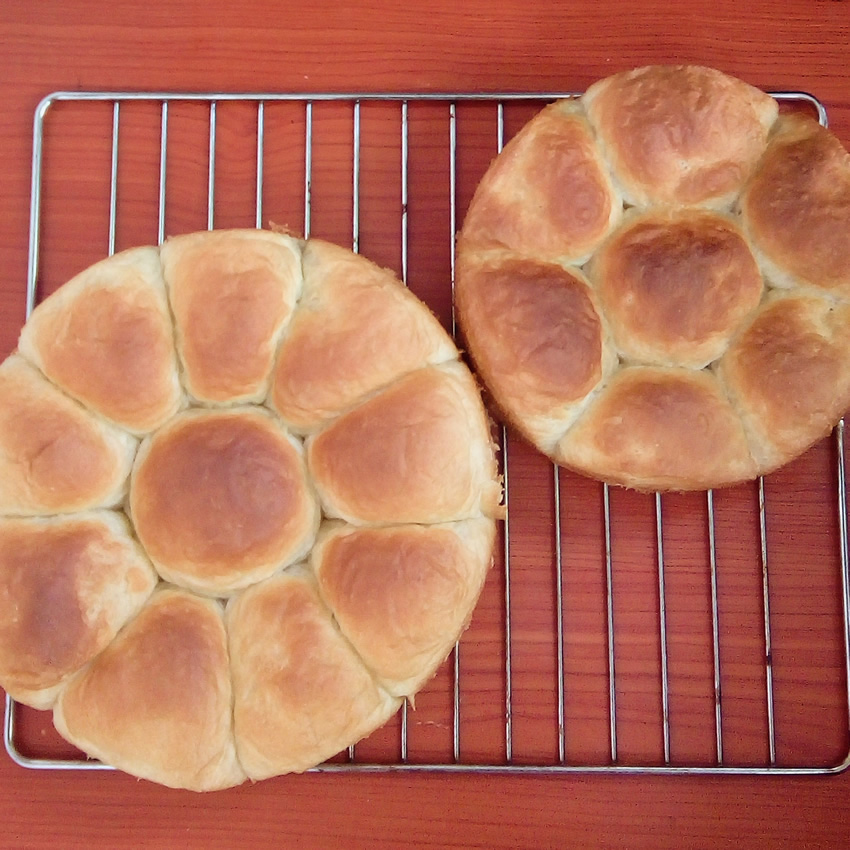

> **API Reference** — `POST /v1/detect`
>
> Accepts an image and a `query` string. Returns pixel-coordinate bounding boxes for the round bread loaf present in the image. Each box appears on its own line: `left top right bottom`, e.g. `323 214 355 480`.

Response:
457 65 850 491
0 229 502 789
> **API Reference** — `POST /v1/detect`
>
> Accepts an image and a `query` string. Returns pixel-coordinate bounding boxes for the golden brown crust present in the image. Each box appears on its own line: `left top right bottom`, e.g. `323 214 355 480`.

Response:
461 100 621 264
583 64 777 208
311 517 495 697
740 114 850 299
588 209 763 368
17 247 182 434
227 569 400 779
161 229 303 404
269 239 456 434
130 408 319 597
0 512 156 709
307 362 502 525
54 587 245 791
556 366 757 491
716 291 850 472
0 355 137 516
456 246 616 452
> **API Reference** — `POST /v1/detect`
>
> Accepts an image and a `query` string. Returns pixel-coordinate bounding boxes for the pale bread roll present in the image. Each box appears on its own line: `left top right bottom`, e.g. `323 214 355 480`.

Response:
0 355 136 516
161 229 303 404
306 362 502 525
740 114 850 299
54 587 245 792
556 366 757 491
130 408 319 597
18 246 182 434
716 291 850 473
226 567 401 779
460 100 621 265
455 245 617 453
0 512 156 709
312 517 495 698
583 64 777 208
269 239 456 434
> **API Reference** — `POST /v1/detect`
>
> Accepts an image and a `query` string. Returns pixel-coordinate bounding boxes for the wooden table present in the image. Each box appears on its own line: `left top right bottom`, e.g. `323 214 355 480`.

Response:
3 1 850 846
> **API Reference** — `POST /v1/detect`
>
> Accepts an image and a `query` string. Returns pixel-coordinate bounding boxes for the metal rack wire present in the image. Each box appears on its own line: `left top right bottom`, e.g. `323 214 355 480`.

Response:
4 90 849 777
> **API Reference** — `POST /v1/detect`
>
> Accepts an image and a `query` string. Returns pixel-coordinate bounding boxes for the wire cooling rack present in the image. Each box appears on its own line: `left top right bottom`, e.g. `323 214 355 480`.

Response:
4 90 849 777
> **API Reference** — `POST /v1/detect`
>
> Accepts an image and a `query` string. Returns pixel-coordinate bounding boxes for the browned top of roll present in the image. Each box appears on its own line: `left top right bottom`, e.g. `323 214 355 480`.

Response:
583 64 777 207
0 512 157 710
53 587 245 792
741 114 850 299
456 248 616 451
460 101 621 264
0 355 137 516
307 363 502 525
557 366 757 491
589 210 763 367
269 239 456 433
312 517 494 698
161 229 302 404
716 291 850 472
227 569 400 779
17 247 182 434
130 408 319 596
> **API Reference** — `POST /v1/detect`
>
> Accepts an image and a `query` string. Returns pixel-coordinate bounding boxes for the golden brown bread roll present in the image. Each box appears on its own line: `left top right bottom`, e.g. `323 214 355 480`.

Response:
0 355 137 515
161 229 302 404
269 239 456 434
458 64 850 490
130 408 319 597
587 209 763 368
17 247 182 434
226 567 401 779
460 100 621 264
0 512 156 710
716 291 850 473
582 64 777 208
311 517 495 698
54 587 245 791
455 246 617 453
740 114 850 299
307 362 503 525
556 366 758 491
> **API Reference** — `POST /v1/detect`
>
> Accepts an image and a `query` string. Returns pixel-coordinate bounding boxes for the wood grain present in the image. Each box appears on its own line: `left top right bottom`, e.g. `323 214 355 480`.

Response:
2 1 850 847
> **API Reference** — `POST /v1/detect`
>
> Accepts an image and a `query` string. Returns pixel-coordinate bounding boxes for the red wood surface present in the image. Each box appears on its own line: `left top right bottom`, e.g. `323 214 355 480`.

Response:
3 2 850 847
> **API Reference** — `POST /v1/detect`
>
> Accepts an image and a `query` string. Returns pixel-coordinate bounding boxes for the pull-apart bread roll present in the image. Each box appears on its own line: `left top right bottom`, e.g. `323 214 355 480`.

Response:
269 239 456 433
54 588 245 792
458 64 850 490
1 228 501 789
0 355 136 515
0 512 156 709
130 408 319 597
161 229 302 404
312 518 495 698
18 247 182 434
227 569 401 779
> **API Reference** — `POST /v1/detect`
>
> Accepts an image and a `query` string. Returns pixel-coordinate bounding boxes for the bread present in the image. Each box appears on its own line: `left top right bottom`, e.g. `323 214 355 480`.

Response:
0 512 156 709
54 587 245 792
18 247 182 434
0 355 137 515
306 362 503 525
457 65 850 491
311 517 495 698
226 568 401 779
161 229 302 404
0 229 501 790
269 239 456 434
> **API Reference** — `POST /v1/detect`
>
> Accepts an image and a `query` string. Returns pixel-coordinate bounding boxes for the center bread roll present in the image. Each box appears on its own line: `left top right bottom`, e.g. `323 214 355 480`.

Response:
130 408 319 597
